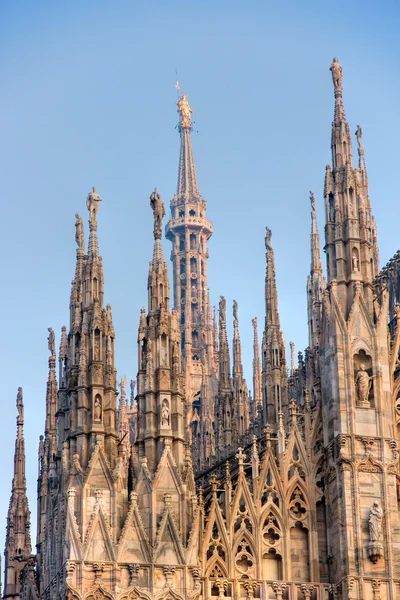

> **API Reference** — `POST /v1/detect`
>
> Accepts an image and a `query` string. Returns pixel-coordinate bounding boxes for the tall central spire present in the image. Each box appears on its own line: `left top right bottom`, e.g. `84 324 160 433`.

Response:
176 94 199 197
166 93 216 464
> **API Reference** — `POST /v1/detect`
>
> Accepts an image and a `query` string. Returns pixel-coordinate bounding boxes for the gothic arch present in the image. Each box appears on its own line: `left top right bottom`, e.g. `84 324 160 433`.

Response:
260 497 283 523
232 530 257 579
286 479 310 528
205 557 228 579
85 585 114 600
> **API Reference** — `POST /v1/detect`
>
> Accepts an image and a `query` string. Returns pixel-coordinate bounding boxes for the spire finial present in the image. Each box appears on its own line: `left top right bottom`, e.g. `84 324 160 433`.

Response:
149 188 166 240
330 57 343 95
177 93 194 128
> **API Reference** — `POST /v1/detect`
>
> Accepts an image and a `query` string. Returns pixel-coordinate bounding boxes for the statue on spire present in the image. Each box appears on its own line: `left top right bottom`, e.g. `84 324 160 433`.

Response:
150 188 166 239
330 57 343 90
47 327 55 357
356 125 364 153
265 226 272 250
75 213 84 250
310 190 316 213
86 186 102 224
177 94 193 127
17 387 24 424
233 299 238 321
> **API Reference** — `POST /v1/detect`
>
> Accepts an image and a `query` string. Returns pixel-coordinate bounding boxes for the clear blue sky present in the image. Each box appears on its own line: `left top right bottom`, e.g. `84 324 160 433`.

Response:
1 0 399 550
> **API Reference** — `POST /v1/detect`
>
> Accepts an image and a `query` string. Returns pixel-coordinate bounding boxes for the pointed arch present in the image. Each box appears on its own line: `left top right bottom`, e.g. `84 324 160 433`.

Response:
258 450 284 509
229 475 257 536
83 505 116 562
232 530 257 579
117 589 152 600
153 507 186 564
85 584 114 600
205 557 228 578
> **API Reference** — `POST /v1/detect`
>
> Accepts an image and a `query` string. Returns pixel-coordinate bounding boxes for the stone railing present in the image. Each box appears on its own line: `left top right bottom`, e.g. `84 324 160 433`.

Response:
165 215 213 235
204 578 331 599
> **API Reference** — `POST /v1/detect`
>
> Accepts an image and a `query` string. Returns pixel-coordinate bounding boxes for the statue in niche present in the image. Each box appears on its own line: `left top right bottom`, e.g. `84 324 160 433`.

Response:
330 57 343 89
352 253 360 272
48 327 55 357
75 213 84 250
368 500 384 563
86 186 102 224
369 501 383 543
94 396 102 421
355 364 371 406
149 188 166 237
94 340 100 361
161 399 170 426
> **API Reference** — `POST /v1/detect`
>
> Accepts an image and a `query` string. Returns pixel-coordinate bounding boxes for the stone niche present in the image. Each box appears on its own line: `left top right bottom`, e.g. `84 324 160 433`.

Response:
353 349 374 408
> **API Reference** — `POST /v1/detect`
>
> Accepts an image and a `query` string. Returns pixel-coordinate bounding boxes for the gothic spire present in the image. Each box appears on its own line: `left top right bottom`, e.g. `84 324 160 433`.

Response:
86 186 102 259
45 328 58 441
176 94 199 198
136 191 186 472
4 388 32 598
307 192 326 348
262 227 287 425
265 227 280 328
309 191 323 277
60 187 118 472
232 300 243 380
252 317 262 414
117 376 129 459
148 189 169 312
232 300 249 437
330 57 352 171
324 58 379 314
219 296 231 391
166 92 216 471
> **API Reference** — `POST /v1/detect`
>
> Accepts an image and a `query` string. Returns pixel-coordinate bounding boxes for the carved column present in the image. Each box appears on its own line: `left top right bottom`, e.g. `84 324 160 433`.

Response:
272 582 287 600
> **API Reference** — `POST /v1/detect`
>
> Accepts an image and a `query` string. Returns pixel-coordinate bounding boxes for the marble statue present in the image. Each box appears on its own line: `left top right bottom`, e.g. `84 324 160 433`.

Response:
330 57 343 89
355 364 371 405
86 186 102 223
369 501 383 543
150 188 166 237
161 399 170 426
48 327 55 357
75 213 84 250
94 397 102 421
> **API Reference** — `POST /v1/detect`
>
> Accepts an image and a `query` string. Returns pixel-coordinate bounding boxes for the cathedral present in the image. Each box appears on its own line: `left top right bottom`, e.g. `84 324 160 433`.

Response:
3 58 400 600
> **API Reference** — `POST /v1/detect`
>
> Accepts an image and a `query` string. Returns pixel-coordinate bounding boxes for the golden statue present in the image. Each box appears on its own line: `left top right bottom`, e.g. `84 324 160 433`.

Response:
177 94 193 127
